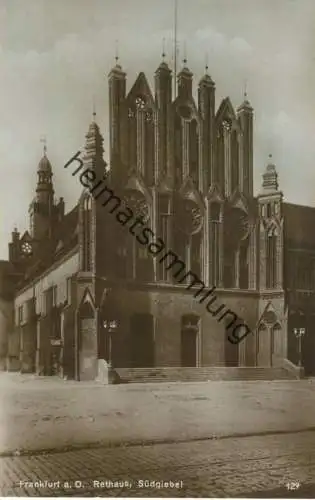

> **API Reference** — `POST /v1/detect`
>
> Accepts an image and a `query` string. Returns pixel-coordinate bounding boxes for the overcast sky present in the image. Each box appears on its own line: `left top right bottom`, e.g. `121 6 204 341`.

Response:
0 0 314 259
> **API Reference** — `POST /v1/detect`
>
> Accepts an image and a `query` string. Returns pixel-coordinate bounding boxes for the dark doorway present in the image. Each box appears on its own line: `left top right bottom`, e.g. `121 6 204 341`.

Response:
181 315 199 367
130 314 154 367
50 346 61 376
224 320 239 366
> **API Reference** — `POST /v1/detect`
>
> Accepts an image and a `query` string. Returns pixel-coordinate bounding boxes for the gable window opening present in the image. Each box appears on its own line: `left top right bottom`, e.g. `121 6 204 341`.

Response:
18 305 23 325
83 196 92 271
266 231 277 289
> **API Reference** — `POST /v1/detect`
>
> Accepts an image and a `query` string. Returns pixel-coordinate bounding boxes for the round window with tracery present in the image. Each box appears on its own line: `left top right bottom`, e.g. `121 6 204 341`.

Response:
225 208 249 243
21 242 32 256
124 191 149 221
179 200 203 235
135 97 146 110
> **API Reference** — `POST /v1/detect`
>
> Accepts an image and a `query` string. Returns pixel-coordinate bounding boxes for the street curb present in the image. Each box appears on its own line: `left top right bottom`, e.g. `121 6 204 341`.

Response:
1 426 315 458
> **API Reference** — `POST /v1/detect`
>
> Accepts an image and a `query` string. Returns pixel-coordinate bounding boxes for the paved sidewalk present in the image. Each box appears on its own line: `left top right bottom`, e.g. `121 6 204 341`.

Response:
1 373 315 454
1 431 315 497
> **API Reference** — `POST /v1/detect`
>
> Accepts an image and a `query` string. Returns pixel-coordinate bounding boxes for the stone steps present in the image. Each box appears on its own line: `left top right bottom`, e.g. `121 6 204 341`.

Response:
114 366 296 384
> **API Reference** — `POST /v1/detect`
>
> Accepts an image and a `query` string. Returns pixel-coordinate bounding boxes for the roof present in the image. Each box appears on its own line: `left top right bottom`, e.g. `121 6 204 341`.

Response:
38 154 52 172
17 204 79 289
283 202 315 249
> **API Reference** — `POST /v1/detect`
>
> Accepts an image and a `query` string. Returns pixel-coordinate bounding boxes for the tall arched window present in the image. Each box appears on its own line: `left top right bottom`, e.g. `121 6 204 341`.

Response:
83 196 92 271
191 233 201 278
189 119 199 186
145 109 154 184
128 106 137 168
159 195 171 281
239 240 249 289
231 130 239 193
174 114 182 185
216 127 224 188
210 202 221 286
266 228 277 289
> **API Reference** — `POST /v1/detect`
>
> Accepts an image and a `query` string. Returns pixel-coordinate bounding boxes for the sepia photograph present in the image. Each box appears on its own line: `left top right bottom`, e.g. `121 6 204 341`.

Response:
0 0 315 497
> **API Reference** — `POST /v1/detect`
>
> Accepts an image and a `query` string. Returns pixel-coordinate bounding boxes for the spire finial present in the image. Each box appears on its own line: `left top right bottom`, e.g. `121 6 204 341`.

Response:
173 0 178 98
205 53 209 73
183 40 187 65
268 153 272 161
162 37 166 61
115 39 119 65
244 78 248 99
92 95 96 120
40 135 47 156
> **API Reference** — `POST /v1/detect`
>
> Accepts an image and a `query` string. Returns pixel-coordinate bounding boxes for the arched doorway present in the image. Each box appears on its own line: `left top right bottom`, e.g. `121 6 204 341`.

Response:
224 320 239 367
257 323 269 366
129 313 154 368
181 315 199 367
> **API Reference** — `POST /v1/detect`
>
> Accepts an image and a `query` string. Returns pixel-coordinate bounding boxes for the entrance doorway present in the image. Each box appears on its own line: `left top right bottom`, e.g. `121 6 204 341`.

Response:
181 315 199 367
224 318 239 366
130 314 154 367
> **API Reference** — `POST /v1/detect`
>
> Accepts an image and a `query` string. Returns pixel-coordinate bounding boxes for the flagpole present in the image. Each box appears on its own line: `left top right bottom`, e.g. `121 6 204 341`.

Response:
174 0 178 99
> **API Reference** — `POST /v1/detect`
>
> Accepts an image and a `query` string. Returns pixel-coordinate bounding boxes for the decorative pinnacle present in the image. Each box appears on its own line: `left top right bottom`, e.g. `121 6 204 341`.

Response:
205 53 209 73
162 37 166 61
268 153 272 160
40 135 47 156
183 40 187 65
92 96 96 120
115 39 119 65
244 79 248 99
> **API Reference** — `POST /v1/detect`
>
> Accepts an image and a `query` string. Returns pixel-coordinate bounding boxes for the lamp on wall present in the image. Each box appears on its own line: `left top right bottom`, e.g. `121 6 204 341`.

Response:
103 320 119 366
293 327 306 367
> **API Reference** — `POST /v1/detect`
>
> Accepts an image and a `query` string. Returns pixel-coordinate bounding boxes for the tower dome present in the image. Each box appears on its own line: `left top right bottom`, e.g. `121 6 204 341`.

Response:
38 154 52 173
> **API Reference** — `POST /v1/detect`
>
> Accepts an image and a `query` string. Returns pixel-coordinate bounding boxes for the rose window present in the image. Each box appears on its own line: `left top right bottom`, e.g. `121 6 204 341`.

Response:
225 208 249 244
179 200 202 234
135 97 146 110
21 241 32 256
124 191 149 221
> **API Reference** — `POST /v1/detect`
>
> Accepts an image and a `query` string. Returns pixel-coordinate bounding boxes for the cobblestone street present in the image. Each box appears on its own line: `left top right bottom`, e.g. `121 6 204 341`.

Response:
2 373 315 454
1 431 315 497
1 373 315 497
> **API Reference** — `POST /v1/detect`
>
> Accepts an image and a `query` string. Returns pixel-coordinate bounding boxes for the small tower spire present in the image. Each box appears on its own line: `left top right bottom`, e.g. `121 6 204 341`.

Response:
205 53 209 74
162 37 166 61
92 95 96 121
183 40 187 66
173 0 178 98
115 39 119 66
261 153 279 193
40 135 47 156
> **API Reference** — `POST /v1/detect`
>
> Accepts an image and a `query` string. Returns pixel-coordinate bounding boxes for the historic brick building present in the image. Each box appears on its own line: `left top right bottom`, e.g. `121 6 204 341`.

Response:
1 58 314 380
